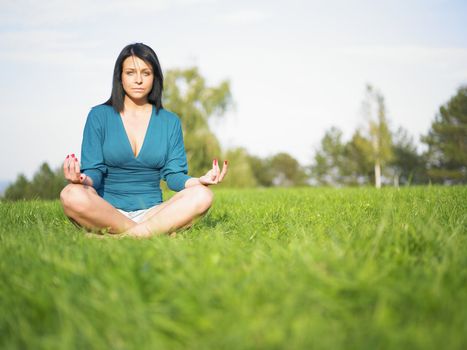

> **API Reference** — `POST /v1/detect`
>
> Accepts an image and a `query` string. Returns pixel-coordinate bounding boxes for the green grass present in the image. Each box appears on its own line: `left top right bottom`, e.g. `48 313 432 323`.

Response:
0 186 466 350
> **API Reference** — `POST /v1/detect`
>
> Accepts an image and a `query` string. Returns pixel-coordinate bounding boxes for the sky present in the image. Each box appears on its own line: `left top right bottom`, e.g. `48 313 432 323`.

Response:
0 0 466 182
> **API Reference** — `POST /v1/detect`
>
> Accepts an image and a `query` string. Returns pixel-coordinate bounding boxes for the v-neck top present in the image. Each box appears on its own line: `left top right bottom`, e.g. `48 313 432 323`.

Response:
80 104 192 211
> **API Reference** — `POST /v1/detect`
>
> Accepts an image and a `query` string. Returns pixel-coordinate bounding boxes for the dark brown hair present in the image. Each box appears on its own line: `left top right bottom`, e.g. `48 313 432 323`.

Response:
104 43 164 113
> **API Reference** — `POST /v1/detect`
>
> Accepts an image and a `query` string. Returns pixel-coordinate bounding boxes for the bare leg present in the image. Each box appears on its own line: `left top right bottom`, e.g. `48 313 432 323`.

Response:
124 185 213 237
60 184 137 234
138 186 201 222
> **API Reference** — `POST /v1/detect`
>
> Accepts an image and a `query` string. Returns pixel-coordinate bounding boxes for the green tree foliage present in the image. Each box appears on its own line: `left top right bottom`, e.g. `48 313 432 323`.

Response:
162 67 233 177
269 153 309 187
311 86 430 187
361 84 393 188
3 175 31 200
312 126 430 187
422 85 467 184
247 154 274 187
311 127 347 186
3 163 65 200
245 152 309 187
220 148 257 188
315 85 393 187
390 127 427 185
343 130 374 185
311 127 379 186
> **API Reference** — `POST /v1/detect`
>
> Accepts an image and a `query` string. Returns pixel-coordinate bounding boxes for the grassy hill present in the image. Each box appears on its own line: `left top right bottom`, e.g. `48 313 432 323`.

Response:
0 187 466 349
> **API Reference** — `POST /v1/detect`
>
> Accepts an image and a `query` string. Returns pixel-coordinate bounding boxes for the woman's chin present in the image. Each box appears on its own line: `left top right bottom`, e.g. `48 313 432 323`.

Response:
126 94 149 103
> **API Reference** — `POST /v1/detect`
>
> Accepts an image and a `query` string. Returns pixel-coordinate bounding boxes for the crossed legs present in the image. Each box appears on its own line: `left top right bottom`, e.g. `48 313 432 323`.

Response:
60 184 213 237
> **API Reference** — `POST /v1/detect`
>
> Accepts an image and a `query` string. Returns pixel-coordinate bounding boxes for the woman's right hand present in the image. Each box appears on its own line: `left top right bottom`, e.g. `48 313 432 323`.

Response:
63 154 88 185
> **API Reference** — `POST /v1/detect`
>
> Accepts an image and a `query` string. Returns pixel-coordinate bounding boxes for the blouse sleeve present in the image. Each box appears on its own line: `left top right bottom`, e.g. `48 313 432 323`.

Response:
80 108 107 190
161 117 192 191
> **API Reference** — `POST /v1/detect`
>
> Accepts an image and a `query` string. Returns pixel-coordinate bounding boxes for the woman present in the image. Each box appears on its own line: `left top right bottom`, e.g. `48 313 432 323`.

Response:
60 43 228 238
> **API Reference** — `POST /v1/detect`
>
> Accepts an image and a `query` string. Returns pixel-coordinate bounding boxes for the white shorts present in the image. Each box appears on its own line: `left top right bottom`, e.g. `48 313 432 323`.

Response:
117 204 161 224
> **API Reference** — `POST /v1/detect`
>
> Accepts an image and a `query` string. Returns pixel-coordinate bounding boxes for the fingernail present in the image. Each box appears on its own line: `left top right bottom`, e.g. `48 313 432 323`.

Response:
225 160 228 165
66 155 69 159
74 158 78 161
214 159 217 165
71 154 75 158
80 175 83 180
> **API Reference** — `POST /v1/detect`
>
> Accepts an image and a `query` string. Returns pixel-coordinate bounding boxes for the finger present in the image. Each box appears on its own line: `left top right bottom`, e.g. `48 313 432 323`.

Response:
73 155 80 175
68 154 77 182
69 153 76 172
202 178 216 185
67 153 79 182
218 160 228 182
80 174 87 185
199 174 213 186
210 159 219 183
212 159 218 178
210 170 216 181
205 169 215 180
214 159 220 181
64 154 74 180
63 155 70 176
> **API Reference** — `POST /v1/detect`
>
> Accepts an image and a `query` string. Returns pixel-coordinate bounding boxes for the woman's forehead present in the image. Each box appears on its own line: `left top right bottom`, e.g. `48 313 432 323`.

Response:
122 55 152 70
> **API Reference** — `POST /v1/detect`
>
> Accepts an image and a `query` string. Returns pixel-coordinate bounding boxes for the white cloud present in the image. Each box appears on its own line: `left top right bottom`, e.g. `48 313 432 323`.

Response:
217 9 272 23
0 30 106 66
0 0 216 27
333 45 467 65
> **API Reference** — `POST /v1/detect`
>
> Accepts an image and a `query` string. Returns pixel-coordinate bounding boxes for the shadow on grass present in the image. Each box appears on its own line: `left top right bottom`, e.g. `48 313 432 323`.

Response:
198 210 231 229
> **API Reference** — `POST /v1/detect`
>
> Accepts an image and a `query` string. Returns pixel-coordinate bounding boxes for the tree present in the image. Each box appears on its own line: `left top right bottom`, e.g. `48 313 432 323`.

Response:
220 147 257 188
390 127 427 185
360 84 393 188
343 130 374 185
3 174 32 200
270 153 309 187
162 67 233 177
422 85 467 184
31 163 65 200
247 154 274 187
309 84 437 188
311 127 347 186
3 163 65 200
311 126 377 186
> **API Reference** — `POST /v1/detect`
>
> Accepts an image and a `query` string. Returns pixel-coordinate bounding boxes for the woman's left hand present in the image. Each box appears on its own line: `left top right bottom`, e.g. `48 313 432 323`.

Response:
199 159 228 186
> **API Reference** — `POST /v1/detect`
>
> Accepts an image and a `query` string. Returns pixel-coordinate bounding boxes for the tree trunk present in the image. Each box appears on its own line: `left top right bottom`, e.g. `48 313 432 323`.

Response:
375 160 381 188
393 173 399 188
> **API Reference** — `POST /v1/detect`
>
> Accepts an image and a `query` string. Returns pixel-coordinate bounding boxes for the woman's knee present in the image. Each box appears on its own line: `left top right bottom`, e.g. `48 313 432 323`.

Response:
60 184 92 215
190 185 214 214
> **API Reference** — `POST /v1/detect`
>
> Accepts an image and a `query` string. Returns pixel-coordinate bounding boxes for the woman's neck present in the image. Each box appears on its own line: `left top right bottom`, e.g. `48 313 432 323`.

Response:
123 95 151 113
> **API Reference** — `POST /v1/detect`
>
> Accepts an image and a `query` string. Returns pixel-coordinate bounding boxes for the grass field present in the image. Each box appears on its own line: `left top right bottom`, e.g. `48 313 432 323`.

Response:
0 186 466 349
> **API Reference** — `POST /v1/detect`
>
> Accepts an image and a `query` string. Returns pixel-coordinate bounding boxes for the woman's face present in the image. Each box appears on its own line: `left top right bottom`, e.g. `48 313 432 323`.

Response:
121 55 154 101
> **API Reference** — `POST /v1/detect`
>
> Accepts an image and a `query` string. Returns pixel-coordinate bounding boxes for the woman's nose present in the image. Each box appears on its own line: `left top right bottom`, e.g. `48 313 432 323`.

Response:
135 72 143 83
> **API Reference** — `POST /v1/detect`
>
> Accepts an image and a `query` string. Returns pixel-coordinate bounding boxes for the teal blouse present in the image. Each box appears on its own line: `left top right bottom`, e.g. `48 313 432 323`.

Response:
81 104 192 211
